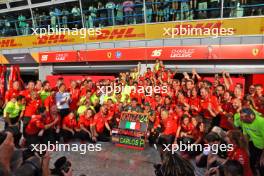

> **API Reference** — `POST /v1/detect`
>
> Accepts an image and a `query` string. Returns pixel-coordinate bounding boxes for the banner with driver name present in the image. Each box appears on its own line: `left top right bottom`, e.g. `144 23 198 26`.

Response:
39 44 264 63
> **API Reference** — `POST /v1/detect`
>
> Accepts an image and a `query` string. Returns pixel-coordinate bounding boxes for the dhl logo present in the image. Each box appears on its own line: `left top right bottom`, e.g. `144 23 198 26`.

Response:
32 35 71 45
90 28 145 40
174 21 223 30
0 39 21 48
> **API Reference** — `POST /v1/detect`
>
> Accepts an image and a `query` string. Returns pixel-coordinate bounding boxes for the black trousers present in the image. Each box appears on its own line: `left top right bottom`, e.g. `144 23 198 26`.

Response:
157 134 175 146
97 128 111 142
4 116 19 129
42 128 58 144
5 116 21 147
58 108 70 126
24 133 40 147
22 116 31 133
203 118 213 134
61 129 75 142
149 131 159 146
249 141 264 176
76 130 91 142
157 134 175 161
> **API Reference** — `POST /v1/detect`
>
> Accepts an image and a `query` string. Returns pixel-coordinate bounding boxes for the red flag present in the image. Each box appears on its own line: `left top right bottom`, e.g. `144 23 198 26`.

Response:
0 66 6 98
8 66 16 90
15 65 24 90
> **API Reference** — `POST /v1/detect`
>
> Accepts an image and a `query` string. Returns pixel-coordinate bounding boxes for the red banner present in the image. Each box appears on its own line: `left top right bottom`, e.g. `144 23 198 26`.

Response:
39 51 78 63
39 44 264 63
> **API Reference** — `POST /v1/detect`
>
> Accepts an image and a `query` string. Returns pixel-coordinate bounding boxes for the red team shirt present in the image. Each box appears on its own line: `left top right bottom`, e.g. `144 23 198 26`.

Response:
69 88 80 111
44 114 60 128
92 112 111 133
63 115 77 129
228 146 253 176
5 89 20 102
25 115 45 135
78 115 92 128
162 114 179 136
24 99 42 117
253 94 264 115
44 95 56 112
188 97 201 116
200 96 220 119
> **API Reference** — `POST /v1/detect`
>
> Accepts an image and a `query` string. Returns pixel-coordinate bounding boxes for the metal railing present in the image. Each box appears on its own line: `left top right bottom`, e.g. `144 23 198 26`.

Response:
0 0 263 37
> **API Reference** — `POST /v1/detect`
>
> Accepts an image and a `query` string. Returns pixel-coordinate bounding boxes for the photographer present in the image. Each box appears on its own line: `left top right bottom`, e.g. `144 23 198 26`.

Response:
51 156 73 176
205 160 243 176
0 131 49 176
154 151 194 176
0 132 14 176
195 132 227 169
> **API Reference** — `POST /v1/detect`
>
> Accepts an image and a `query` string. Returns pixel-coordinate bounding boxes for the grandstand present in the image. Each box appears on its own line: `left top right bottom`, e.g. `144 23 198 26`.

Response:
0 0 263 37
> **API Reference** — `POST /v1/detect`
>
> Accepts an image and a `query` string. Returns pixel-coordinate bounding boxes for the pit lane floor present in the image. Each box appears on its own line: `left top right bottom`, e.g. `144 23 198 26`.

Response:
49 142 160 176
0 119 205 176
49 142 205 176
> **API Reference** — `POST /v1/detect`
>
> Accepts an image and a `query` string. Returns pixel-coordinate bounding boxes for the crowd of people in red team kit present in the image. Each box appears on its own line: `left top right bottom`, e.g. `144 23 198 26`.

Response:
1 60 264 176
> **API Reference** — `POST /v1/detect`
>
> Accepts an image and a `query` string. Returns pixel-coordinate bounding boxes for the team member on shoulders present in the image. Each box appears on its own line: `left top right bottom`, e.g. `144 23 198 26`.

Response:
20 81 35 102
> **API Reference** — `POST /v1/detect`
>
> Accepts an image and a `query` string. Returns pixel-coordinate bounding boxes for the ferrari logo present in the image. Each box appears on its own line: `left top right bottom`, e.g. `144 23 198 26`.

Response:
107 52 112 59
252 48 259 56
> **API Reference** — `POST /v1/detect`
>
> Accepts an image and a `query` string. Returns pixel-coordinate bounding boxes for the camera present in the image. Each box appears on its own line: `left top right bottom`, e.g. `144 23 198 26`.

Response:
51 156 71 176
154 163 163 176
